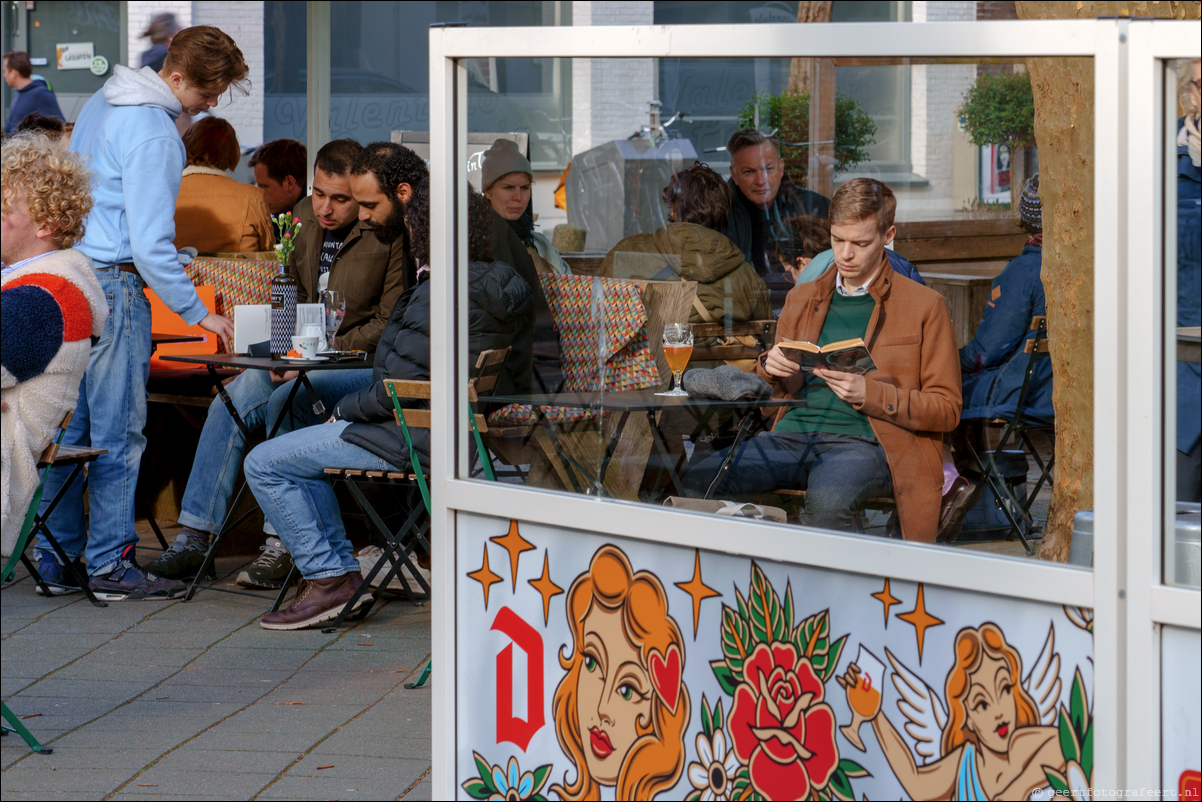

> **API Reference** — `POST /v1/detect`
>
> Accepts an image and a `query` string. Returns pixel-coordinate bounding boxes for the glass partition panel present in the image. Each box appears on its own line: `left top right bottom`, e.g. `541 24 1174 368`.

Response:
451 55 1088 565
1165 57 1201 588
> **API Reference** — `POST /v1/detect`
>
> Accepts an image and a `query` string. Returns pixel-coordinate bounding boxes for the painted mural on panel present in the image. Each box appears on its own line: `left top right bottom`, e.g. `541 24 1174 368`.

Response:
454 514 1096 801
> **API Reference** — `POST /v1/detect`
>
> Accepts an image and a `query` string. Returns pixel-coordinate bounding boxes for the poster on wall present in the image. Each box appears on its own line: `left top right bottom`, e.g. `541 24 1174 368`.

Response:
1162 625 1201 801
980 144 1011 205
454 514 1096 801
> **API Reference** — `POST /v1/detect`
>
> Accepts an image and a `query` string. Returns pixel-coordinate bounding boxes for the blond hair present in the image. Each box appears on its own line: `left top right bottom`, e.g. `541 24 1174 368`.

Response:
829 177 897 235
1177 58 1201 116
1 132 93 249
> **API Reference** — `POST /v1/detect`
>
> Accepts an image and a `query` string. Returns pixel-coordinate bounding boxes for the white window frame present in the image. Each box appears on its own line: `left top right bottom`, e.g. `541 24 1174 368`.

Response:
426 19 1201 797
1124 21 1202 792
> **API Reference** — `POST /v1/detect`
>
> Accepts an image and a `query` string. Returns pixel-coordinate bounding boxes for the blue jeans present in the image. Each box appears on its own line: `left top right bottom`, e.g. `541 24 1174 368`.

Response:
244 420 405 579
682 431 893 533
177 368 372 536
37 269 151 576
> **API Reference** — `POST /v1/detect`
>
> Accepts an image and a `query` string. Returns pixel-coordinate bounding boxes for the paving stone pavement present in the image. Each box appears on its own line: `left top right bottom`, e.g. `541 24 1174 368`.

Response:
1 530 432 801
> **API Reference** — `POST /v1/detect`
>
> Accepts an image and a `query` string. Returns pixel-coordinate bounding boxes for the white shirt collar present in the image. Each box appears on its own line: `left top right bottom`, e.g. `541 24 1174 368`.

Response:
1 250 55 283
835 270 872 297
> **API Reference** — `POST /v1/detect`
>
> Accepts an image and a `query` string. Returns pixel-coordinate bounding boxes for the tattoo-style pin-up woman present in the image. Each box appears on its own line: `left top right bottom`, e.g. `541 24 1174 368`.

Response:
550 545 691 801
842 623 1065 800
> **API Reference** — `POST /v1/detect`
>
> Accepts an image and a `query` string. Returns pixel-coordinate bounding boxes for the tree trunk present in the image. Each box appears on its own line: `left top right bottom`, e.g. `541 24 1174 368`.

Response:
1013 1 1201 562
787 2 833 95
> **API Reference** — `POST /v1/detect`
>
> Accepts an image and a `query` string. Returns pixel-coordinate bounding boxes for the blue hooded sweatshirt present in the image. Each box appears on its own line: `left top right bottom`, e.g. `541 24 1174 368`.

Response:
4 77 63 132
69 65 207 325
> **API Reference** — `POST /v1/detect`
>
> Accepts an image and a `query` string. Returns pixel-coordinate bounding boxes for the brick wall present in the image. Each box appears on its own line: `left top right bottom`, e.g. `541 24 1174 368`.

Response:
570 1 656 154
125 1 265 147
126 1 191 71
192 1 264 147
910 2 977 195
977 0 1018 21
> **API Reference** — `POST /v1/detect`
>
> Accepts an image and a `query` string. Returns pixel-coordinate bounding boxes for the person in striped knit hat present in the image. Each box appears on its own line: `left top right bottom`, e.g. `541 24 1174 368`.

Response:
2 132 107 564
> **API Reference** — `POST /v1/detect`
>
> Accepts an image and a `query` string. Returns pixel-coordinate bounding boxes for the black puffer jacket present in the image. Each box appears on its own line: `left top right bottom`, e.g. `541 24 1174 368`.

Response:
335 260 533 469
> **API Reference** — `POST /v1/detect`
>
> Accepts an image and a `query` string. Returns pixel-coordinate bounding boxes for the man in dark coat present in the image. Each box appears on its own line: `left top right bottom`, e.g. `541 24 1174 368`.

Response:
722 129 831 310
246 184 533 631
959 175 1052 424
1175 59 1201 501
4 51 63 133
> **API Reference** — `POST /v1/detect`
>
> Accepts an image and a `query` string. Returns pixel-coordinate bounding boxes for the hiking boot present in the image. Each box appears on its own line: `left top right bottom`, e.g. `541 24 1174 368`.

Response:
356 545 431 593
235 537 294 590
33 552 85 596
88 546 186 601
259 572 373 630
143 532 214 580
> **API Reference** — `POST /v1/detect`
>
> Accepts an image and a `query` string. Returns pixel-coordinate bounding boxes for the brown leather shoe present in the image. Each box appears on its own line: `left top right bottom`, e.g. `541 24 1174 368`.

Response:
259 572 373 630
938 476 978 541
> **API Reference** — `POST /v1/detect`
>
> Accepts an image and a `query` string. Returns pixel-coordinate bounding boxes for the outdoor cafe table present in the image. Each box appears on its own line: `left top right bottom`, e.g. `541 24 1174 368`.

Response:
157 353 372 603
487 390 798 500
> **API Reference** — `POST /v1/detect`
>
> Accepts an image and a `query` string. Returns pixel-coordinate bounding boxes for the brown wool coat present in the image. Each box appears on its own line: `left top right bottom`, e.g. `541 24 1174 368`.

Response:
287 196 411 355
173 168 275 254
756 258 962 542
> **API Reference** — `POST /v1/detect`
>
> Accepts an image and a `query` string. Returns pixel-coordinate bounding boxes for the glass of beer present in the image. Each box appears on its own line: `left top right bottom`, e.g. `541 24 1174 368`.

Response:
657 323 693 397
840 645 885 752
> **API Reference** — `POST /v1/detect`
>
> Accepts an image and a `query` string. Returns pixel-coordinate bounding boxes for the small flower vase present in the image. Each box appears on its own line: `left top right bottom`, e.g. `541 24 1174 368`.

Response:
270 270 298 359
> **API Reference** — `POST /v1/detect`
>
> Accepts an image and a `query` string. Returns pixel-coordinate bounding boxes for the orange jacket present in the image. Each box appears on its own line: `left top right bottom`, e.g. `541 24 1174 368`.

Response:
757 257 962 542
173 167 274 254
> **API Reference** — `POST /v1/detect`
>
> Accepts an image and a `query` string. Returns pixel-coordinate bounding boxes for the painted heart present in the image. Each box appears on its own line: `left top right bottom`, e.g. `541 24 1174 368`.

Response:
648 645 683 714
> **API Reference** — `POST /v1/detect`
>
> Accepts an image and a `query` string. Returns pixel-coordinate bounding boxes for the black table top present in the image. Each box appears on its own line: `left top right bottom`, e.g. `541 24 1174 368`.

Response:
487 389 800 412
158 353 369 371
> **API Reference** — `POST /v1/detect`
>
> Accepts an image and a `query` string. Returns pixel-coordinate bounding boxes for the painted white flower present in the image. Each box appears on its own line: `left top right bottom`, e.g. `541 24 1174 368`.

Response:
687 728 740 801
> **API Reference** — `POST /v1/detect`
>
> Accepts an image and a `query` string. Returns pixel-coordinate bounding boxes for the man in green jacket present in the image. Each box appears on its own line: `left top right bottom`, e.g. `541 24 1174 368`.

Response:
146 139 411 584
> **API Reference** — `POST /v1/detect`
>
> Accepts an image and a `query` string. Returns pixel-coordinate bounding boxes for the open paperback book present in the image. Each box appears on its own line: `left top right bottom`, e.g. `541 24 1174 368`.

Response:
778 337 877 374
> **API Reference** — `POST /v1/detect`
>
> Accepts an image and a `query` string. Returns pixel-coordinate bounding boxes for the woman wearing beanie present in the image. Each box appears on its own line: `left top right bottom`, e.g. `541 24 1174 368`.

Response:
480 138 560 385
480 138 570 276
935 173 1053 538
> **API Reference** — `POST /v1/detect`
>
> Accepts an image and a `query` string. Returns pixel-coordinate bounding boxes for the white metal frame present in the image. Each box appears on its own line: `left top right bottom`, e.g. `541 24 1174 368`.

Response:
427 19 1201 797
1125 22 1202 793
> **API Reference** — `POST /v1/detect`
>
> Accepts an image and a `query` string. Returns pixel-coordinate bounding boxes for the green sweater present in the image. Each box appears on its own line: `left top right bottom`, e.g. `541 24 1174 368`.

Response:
776 292 876 439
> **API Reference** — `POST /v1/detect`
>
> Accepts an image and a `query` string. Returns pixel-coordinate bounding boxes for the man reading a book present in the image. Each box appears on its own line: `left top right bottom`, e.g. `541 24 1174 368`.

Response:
683 178 962 541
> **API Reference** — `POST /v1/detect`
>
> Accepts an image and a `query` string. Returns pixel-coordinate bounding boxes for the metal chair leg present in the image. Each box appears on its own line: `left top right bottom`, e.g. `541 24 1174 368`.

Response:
405 660 431 689
1 701 53 754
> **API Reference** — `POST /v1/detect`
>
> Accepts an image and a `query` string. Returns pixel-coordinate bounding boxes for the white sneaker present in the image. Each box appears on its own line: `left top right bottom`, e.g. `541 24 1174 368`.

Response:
356 545 430 591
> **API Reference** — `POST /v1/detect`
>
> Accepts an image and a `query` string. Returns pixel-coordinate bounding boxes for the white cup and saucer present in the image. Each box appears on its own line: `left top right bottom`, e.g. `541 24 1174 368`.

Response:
284 334 326 362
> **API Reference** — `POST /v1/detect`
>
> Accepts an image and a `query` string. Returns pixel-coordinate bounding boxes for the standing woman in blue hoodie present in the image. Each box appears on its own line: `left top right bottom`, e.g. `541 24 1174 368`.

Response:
33 27 248 601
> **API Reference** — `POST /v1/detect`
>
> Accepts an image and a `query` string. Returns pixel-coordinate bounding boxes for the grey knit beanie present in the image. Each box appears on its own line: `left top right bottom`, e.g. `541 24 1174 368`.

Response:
1019 173 1042 234
481 138 532 189
682 365 773 401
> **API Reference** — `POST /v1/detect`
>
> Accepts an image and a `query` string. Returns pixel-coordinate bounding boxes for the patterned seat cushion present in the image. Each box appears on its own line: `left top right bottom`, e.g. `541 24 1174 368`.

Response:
489 275 658 426
185 258 278 317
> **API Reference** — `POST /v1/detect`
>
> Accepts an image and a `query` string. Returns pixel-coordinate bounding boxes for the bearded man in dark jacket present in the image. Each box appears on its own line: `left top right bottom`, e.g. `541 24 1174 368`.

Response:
245 183 534 631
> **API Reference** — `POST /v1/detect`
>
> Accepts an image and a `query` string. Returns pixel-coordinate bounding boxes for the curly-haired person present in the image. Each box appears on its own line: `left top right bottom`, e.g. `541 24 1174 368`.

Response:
1 133 107 562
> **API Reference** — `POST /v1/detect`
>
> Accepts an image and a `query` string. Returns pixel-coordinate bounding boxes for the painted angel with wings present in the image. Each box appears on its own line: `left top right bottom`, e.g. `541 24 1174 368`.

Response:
840 622 1066 801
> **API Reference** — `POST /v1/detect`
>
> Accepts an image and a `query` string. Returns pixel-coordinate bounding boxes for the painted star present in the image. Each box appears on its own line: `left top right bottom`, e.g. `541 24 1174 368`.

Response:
527 552 564 626
898 583 944 663
674 549 721 639
490 520 536 592
467 543 502 610
872 578 901 629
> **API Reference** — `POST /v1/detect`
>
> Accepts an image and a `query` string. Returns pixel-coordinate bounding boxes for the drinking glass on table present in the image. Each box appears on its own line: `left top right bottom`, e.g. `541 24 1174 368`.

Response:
657 323 693 397
320 289 345 350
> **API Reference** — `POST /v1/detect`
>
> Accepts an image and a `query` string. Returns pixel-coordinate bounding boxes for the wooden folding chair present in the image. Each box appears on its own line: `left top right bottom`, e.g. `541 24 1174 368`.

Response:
957 315 1055 555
